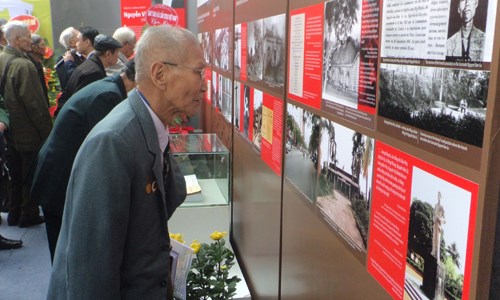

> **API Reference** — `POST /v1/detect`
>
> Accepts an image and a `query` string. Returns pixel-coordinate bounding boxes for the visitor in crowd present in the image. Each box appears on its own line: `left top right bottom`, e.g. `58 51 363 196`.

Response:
28 34 49 106
48 25 206 299
55 34 121 116
0 21 52 228
55 27 84 91
31 59 136 262
106 26 136 76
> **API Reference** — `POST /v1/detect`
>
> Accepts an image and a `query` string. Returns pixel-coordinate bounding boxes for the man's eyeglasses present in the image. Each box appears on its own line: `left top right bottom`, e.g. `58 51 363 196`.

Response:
162 62 205 80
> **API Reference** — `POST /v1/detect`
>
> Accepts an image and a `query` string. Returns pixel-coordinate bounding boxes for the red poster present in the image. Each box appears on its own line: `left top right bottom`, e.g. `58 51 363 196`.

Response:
287 3 323 109
260 94 283 175
240 23 248 82
121 0 186 38
367 142 478 300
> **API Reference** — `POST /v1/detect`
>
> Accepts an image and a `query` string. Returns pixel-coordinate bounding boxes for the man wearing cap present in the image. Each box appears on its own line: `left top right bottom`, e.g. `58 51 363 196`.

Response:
31 59 136 262
55 34 122 115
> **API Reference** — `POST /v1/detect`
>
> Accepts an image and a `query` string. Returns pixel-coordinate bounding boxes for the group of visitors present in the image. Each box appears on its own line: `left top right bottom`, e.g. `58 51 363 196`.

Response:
0 18 206 299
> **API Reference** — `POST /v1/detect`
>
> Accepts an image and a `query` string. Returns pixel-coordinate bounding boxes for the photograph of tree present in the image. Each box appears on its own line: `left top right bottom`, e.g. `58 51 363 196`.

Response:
201 31 212 64
234 24 242 73
253 89 263 150
322 0 362 109
316 120 374 252
378 63 489 147
405 168 472 300
284 104 319 202
262 13 286 87
234 81 241 129
214 27 230 71
247 19 264 80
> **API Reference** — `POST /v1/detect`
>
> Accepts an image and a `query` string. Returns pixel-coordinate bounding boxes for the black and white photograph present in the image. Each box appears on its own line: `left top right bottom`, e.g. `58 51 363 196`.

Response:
243 84 251 138
234 24 242 74
201 31 212 64
212 70 217 108
214 27 230 71
221 75 232 123
316 120 374 253
285 104 319 202
262 14 286 87
322 0 362 109
151 0 184 8
217 74 223 112
234 81 241 129
253 89 263 150
378 64 489 147
404 168 472 300
247 19 264 80
446 0 488 62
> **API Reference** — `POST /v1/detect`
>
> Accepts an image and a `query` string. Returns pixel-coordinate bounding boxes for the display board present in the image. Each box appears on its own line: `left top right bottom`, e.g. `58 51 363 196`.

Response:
232 0 287 175
199 0 500 298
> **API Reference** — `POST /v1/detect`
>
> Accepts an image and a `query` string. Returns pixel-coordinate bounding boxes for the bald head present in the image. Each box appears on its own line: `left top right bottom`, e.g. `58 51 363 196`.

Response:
134 25 200 84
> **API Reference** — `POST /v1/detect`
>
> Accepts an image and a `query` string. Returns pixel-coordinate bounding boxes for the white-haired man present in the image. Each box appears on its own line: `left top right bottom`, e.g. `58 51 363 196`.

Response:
55 27 84 91
48 25 206 299
0 21 52 227
106 26 136 76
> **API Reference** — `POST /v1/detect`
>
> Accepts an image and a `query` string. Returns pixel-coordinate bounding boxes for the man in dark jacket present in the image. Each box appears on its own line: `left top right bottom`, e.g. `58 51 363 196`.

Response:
54 34 122 116
0 21 52 227
31 59 136 262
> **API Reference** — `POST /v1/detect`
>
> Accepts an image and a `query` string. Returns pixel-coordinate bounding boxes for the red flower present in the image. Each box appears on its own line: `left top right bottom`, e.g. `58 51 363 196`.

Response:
44 47 54 59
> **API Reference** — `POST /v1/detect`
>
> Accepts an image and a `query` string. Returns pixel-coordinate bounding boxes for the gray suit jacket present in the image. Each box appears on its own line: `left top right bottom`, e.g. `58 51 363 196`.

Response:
47 89 186 299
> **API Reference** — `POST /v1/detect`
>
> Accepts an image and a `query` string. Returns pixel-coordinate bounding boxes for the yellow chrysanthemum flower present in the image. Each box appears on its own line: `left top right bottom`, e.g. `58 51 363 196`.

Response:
209 231 227 241
169 233 185 244
190 240 202 254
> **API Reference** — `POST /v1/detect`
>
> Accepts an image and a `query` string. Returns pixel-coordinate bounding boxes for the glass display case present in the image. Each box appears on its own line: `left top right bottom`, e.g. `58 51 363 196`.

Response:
170 133 229 207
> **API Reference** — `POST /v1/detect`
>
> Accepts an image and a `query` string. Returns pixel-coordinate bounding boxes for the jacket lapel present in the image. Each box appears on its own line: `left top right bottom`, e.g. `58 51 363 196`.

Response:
127 89 169 223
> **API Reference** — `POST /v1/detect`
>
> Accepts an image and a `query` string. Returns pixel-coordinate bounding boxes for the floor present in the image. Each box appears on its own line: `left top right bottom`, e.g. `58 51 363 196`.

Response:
0 212 51 300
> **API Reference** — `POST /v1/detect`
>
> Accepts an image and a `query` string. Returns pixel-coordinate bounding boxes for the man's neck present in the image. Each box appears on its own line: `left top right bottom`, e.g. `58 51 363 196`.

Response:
461 21 474 38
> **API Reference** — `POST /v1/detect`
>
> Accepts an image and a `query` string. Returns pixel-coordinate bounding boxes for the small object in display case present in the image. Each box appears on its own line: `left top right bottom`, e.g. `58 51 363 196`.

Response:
170 134 229 207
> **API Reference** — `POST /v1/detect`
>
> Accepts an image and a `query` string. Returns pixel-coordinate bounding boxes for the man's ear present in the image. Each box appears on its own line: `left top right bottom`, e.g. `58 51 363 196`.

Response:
150 62 168 89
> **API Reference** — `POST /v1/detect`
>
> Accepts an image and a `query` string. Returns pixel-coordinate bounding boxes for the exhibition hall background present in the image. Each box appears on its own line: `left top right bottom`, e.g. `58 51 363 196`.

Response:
40 1 500 299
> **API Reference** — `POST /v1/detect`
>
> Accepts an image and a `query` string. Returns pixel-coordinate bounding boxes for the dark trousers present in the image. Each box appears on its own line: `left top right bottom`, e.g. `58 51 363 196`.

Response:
43 208 61 263
6 147 39 217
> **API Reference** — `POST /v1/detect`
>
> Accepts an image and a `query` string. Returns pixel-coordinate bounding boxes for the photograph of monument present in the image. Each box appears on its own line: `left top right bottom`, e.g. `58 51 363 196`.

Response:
284 104 319 202
322 0 362 109
378 64 489 147
404 167 471 300
221 75 232 123
262 13 286 87
316 120 374 252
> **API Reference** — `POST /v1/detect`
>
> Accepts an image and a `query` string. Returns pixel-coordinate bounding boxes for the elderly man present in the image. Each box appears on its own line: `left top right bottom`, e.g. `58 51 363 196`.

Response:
0 21 52 227
106 26 136 76
48 25 206 299
31 59 136 262
55 27 85 91
446 0 485 61
55 34 122 116
28 34 49 106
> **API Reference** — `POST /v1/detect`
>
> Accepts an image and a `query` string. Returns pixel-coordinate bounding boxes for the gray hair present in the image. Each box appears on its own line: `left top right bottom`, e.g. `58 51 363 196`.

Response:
3 21 29 44
31 34 43 45
135 25 198 83
112 27 136 44
59 27 78 49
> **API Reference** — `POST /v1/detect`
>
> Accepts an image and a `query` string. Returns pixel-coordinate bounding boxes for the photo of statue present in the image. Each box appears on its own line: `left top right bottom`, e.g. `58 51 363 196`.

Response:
431 192 446 259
